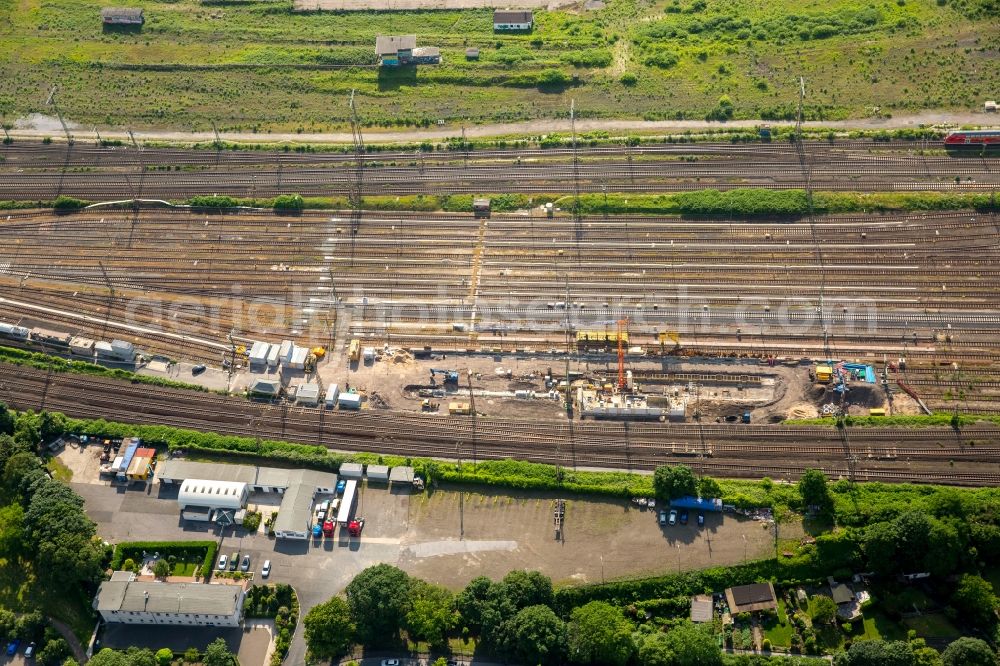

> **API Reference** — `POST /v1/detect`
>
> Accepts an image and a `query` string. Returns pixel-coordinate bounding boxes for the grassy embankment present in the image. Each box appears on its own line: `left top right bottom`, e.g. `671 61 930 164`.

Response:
0 0 997 130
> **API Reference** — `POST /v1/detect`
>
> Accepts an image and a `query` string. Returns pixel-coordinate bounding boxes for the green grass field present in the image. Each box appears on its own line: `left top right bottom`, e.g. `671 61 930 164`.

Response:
0 0 997 131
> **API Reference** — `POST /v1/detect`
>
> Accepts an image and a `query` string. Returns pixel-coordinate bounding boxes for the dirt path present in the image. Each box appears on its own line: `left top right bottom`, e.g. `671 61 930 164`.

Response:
9 111 998 146
47 616 88 664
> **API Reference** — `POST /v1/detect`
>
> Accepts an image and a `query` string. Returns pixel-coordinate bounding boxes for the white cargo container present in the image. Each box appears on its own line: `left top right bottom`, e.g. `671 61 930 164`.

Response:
109 339 136 361
266 344 281 368
367 464 390 482
296 383 320 406
324 383 340 408
94 341 115 358
362 347 376 362
338 393 362 410
248 341 271 368
278 340 293 363
288 346 309 370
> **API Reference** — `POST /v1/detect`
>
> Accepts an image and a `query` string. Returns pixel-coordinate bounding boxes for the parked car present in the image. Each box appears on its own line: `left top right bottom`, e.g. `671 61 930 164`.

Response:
658 509 667 526
336 479 346 494
229 552 239 571
261 560 271 578
668 509 678 526
6 640 19 656
679 510 689 525
24 642 35 659
217 554 228 570
380 661 400 666
192 364 207 375
240 555 251 572
697 513 705 527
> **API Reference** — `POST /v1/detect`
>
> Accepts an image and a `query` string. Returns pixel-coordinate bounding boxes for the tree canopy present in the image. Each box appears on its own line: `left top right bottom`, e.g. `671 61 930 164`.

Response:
404 581 456 649
798 469 833 515
941 637 997 666
639 622 723 666
500 604 566 665
304 597 355 660
567 601 634 666
951 574 999 629
345 563 412 645
653 465 698 501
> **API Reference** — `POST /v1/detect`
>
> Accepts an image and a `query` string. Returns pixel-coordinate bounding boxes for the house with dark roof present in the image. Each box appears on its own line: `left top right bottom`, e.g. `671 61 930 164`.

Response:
725 582 777 614
493 9 533 31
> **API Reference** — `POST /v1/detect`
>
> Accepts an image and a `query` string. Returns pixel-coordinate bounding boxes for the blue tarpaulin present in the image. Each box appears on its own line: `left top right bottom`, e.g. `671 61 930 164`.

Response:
669 496 723 512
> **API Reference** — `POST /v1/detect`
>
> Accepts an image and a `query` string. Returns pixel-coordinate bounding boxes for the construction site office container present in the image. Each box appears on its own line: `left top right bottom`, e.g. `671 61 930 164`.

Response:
266 344 281 368
362 347 376 362
325 384 340 407
367 465 390 482
278 340 293 362
118 442 139 476
288 346 309 370
109 339 136 361
94 341 115 358
338 463 364 479
338 393 362 410
249 341 271 367
296 383 320 406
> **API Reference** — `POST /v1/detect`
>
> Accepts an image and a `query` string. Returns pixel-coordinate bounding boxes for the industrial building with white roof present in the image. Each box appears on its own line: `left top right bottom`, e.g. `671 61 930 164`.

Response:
158 460 336 540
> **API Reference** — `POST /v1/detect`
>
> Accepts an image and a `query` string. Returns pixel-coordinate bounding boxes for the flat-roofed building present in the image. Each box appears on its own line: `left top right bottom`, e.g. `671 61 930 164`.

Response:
94 574 246 626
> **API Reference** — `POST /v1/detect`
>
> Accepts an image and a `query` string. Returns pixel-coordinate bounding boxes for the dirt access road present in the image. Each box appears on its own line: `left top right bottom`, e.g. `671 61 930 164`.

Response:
11 111 997 146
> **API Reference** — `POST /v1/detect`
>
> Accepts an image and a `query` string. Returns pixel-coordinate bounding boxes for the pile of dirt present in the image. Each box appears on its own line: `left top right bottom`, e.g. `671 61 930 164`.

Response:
787 403 819 419
392 349 414 364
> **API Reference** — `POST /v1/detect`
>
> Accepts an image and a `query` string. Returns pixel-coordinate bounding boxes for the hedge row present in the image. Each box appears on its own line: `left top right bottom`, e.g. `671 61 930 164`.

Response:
110 540 218 579
0 345 214 393
785 413 1000 428
553 557 825 615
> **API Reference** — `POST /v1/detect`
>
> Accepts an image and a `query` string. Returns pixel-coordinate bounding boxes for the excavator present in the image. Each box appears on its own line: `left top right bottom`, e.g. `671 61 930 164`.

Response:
429 368 460 385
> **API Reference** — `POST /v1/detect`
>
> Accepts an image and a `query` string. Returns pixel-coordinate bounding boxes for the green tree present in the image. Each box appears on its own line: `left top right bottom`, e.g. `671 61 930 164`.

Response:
496 570 553 610
798 469 833 515
155 648 172 666
698 476 722 499
0 608 15 641
456 576 492 633
638 632 674 666
345 563 412 645
15 611 45 642
201 638 234 666
501 604 566 665
863 520 900 574
0 504 24 559
405 581 456 649
653 465 698 501
123 646 159 666
182 647 199 663
153 559 170 578
304 597 355 660
951 574 998 629
810 595 838 625
0 403 14 435
941 637 996 666
659 621 723 666
567 601 634 666
63 659 81 666
86 650 128 666
37 638 70 666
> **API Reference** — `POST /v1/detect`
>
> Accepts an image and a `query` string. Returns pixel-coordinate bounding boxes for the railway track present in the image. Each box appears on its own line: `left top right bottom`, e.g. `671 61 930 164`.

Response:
1 139 997 199
1 362 999 485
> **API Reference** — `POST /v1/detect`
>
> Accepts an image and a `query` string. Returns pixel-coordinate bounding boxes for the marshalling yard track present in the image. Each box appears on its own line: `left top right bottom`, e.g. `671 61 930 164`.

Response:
1 362 999 486
1 139 998 198
1 137 999 485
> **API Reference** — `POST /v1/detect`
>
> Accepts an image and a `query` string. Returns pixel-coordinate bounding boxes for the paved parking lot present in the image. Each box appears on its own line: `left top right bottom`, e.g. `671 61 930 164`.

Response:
75 478 779 665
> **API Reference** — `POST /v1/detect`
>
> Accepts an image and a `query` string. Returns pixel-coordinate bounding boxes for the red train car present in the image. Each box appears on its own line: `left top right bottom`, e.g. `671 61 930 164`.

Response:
944 130 1000 149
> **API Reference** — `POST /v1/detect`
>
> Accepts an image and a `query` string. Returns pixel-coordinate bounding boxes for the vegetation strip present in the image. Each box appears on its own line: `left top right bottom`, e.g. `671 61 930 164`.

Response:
3 189 997 216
